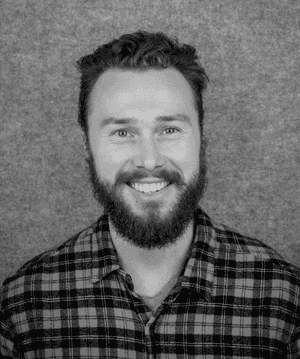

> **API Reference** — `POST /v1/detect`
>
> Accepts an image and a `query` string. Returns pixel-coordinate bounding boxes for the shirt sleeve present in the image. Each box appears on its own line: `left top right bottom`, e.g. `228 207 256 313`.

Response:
0 304 22 359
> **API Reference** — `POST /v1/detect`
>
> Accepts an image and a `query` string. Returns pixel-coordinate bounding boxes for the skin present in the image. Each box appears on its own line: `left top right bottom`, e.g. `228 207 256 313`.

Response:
85 67 207 296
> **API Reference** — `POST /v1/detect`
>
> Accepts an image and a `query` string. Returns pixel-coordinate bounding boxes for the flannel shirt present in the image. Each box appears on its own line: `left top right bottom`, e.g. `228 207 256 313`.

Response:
1 207 300 358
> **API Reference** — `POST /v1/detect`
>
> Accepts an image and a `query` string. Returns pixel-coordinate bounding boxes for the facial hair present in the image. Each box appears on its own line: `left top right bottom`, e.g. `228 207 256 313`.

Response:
85 137 208 250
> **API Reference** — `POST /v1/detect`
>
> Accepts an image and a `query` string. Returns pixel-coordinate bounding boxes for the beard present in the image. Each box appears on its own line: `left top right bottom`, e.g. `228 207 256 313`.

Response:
85 137 208 250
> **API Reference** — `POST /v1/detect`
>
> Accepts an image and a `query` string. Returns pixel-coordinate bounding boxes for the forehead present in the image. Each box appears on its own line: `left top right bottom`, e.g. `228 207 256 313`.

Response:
89 68 197 119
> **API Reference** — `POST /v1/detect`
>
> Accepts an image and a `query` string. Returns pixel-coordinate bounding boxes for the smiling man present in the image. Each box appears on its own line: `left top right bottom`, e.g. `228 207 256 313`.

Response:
1 30 300 358
85 67 208 301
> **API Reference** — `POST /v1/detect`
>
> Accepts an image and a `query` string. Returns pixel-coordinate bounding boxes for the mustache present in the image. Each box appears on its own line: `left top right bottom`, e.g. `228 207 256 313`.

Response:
116 170 184 186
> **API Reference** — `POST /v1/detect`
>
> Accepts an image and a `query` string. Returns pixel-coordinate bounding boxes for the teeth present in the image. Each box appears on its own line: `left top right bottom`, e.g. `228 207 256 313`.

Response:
130 182 169 193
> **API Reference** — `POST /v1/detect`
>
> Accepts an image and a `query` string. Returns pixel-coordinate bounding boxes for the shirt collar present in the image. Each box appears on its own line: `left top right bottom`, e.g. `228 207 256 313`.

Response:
180 208 216 302
87 216 121 283
86 207 216 302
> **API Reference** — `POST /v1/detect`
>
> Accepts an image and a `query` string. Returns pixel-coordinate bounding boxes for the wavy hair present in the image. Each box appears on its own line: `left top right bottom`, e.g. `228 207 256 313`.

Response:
76 30 209 138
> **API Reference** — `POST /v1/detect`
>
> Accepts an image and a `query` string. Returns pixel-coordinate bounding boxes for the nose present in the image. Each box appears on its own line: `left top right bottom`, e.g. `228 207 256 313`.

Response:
133 137 165 170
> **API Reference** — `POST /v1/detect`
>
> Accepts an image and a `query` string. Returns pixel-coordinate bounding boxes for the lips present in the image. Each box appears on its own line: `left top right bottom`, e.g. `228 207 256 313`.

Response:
126 182 172 196
130 181 169 191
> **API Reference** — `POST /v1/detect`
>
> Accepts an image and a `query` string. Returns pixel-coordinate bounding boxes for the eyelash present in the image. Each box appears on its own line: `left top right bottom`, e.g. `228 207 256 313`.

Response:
112 127 181 138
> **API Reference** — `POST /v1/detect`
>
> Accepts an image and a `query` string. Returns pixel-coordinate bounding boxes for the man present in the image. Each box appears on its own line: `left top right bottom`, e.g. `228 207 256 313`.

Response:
1 30 300 358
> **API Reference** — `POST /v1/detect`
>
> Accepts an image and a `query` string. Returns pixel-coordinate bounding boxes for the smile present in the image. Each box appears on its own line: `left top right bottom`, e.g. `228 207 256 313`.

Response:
128 182 170 194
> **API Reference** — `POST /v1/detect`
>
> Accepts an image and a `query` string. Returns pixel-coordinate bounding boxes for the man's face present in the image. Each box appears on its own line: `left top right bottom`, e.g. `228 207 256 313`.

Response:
86 68 207 250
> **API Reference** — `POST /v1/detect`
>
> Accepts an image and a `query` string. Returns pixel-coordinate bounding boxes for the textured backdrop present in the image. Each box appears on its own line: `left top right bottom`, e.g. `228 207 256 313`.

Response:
1 0 300 285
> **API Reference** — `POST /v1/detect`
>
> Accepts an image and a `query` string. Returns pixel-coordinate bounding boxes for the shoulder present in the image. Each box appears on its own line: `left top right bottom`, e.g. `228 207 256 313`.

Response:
197 208 300 282
0 218 102 302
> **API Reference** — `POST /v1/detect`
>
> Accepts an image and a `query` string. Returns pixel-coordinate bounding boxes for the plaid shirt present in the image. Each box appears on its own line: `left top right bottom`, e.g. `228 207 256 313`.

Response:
1 208 300 358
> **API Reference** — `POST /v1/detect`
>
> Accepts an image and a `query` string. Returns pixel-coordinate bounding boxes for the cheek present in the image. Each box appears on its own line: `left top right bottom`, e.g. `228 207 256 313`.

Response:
94 144 130 181
168 139 195 161
92 136 127 164
171 139 200 178
105 145 132 165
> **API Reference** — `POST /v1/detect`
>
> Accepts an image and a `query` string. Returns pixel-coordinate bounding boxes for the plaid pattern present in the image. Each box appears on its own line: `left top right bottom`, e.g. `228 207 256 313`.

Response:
1 207 300 358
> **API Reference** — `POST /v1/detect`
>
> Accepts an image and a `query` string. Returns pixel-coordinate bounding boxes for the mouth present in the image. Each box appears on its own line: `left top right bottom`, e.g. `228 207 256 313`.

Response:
126 182 172 196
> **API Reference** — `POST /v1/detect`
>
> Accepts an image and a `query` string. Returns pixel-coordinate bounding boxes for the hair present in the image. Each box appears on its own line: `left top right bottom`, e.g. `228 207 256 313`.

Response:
76 30 209 139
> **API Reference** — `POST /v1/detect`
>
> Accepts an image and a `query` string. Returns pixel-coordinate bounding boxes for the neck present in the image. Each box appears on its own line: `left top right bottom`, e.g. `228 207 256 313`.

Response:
109 218 195 295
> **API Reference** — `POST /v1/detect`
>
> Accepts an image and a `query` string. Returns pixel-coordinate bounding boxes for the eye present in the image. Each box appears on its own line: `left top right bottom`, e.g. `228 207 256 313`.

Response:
163 127 181 135
115 129 130 137
111 127 181 138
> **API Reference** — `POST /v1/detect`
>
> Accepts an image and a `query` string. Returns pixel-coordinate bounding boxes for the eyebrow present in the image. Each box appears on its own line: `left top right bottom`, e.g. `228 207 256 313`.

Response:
99 114 191 130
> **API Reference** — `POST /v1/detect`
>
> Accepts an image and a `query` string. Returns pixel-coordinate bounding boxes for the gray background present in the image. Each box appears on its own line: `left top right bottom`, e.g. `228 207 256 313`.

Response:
1 0 300 285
